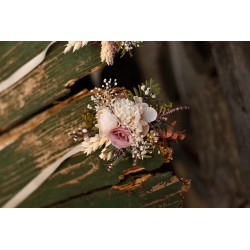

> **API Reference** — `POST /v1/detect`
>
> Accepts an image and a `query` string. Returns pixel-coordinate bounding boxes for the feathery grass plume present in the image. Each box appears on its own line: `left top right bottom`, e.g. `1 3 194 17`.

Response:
81 135 107 155
63 41 88 53
100 41 119 66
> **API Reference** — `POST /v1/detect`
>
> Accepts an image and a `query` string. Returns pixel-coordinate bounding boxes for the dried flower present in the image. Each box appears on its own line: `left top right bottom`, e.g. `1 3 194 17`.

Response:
81 135 107 155
100 41 118 66
109 127 131 149
64 41 88 53
63 41 142 65
69 78 188 167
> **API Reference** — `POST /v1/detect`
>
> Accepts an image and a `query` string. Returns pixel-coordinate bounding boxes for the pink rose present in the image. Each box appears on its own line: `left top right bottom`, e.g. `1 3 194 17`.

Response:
109 127 131 149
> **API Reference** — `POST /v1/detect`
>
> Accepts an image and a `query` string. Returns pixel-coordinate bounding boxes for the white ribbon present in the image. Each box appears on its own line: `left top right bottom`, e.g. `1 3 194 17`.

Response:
2 144 83 208
0 41 55 93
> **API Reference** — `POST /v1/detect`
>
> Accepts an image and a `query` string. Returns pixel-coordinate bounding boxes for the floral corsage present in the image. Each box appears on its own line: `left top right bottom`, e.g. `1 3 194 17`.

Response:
69 79 189 169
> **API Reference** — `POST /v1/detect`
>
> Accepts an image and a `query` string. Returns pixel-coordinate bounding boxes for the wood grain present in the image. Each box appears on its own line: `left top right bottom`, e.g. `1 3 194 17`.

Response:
0 42 50 82
51 172 190 208
0 42 105 133
0 89 189 208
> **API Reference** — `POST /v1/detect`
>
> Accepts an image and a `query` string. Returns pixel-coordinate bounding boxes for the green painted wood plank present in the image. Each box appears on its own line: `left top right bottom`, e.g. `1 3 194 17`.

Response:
0 42 50 82
50 172 189 208
0 42 105 133
1 90 178 208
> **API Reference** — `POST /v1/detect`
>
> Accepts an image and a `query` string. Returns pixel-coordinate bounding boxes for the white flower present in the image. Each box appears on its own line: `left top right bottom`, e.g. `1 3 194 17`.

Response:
134 96 157 135
63 41 88 53
121 41 141 53
97 108 118 136
112 98 141 129
134 96 157 122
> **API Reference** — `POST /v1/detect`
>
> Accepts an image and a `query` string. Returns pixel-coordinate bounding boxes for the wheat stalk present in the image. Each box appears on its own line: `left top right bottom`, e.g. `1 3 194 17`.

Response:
81 135 107 155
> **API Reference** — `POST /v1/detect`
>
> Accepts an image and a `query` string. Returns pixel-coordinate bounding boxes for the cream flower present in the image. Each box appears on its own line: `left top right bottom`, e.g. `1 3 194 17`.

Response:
97 108 118 136
112 98 141 129
134 96 157 135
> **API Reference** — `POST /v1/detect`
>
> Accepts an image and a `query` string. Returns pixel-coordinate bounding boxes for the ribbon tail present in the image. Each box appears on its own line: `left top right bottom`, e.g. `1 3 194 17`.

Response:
2 144 83 208
0 41 55 94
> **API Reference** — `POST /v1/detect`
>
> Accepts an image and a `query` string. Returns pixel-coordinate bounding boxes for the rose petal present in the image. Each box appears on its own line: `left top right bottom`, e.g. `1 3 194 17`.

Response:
143 107 157 123
140 120 148 126
109 128 131 149
142 124 150 135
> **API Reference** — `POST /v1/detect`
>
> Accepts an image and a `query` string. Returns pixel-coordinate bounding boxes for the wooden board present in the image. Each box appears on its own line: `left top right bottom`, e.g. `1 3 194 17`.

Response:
0 89 189 207
0 42 50 82
51 172 189 208
0 41 105 133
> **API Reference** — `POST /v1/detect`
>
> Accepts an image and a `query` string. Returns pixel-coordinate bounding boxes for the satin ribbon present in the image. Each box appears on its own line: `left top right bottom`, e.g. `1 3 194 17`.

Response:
2 144 83 208
1 42 82 208
0 41 55 93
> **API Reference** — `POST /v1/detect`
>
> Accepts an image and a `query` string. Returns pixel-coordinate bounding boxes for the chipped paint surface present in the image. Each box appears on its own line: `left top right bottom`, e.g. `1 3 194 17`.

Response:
56 161 99 188
113 174 152 192
0 100 8 116
0 89 89 151
118 165 145 181
0 42 103 133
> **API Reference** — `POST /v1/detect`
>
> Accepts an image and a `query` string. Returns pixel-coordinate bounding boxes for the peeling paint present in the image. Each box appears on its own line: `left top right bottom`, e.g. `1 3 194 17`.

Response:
56 161 99 188
113 174 152 192
118 165 145 181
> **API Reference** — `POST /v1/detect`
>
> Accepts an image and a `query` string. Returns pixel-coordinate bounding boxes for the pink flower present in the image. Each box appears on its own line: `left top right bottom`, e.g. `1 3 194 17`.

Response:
109 127 131 149
97 108 118 136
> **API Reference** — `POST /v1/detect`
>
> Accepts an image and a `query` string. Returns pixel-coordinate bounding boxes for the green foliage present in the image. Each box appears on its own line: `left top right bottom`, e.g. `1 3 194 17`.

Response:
146 78 161 97
81 110 97 130
131 78 161 102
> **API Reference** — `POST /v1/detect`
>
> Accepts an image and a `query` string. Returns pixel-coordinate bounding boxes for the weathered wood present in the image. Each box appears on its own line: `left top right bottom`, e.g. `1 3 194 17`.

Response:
0 42 50 82
0 89 189 208
211 42 250 201
0 42 191 208
0 42 105 133
51 172 190 208
168 42 248 207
